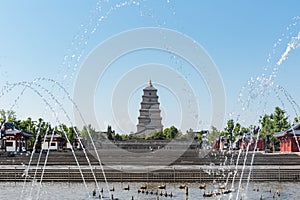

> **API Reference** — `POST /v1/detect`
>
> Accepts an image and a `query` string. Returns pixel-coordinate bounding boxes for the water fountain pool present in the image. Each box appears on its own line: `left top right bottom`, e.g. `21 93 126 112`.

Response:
0 1 300 200
0 181 299 200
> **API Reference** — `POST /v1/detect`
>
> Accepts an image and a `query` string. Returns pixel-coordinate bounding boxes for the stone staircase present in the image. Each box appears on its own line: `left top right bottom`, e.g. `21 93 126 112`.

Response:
0 149 300 166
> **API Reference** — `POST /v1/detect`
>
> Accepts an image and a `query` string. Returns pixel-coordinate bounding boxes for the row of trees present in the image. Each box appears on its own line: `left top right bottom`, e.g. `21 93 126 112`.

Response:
215 107 295 151
0 109 201 147
103 125 199 141
1 106 296 150
0 110 79 149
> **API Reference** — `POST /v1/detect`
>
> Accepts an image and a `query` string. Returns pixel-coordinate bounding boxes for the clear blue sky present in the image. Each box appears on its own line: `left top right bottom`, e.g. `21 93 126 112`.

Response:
0 0 300 133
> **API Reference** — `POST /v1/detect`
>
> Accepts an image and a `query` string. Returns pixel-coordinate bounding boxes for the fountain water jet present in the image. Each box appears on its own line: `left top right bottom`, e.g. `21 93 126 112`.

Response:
230 18 300 199
6 83 91 200
0 81 109 199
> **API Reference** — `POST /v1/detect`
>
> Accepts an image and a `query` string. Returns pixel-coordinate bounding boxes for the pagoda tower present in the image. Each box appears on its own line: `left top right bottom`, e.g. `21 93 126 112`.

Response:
136 80 163 135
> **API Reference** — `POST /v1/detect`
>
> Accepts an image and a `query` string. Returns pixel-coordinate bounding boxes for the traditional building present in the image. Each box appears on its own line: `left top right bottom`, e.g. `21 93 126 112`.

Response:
42 131 74 150
238 133 265 151
274 123 300 152
41 132 83 151
41 132 65 151
136 80 163 135
1 122 33 152
213 136 227 150
214 127 265 151
73 137 84 150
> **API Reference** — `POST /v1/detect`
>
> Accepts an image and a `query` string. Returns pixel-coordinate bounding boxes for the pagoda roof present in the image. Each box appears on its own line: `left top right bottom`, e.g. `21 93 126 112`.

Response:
274 123 300 138
4 122 34 137
22 130 34 137
5 129 21 135
4 122 15 130
45 133 63 138
144 80 157 90
286 122 300 132
273 132 285 138
144 86 157 90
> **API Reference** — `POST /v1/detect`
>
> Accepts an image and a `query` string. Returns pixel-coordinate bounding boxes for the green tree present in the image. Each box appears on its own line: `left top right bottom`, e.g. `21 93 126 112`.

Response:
260 107 290 136
207 126 220 145
169 126 179 139
163 127 170 139
240 126 249 135
294 117 299 124
106 125 114 140
81 124 97 140
114 133 122 141
19 117 34 132
234 122 241 137
145 130 165 140
164 126 179 139
272 107 290 132
225 119 235 142
67 126 78 144
195 133 202 141
19 117 38 150
259 114 272 137
0 109 17 122
259 107 290 151
121 134 130 140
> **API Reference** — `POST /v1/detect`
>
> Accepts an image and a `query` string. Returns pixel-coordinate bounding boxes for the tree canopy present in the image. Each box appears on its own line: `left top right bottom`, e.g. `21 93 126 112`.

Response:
0 106 295 152
259 106 290 137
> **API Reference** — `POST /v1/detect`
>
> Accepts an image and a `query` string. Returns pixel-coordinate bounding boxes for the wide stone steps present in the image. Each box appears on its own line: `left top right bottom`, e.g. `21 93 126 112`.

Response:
1 150 300 166
1 166 300 182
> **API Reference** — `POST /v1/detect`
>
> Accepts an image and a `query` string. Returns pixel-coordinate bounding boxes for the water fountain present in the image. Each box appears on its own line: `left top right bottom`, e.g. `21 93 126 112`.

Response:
230 17 300 200
0 80 106 199
0 1 183 199
1 1 300 199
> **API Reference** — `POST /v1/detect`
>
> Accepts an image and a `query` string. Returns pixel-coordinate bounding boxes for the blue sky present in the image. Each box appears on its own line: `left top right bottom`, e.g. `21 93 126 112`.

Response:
0 1 300 133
